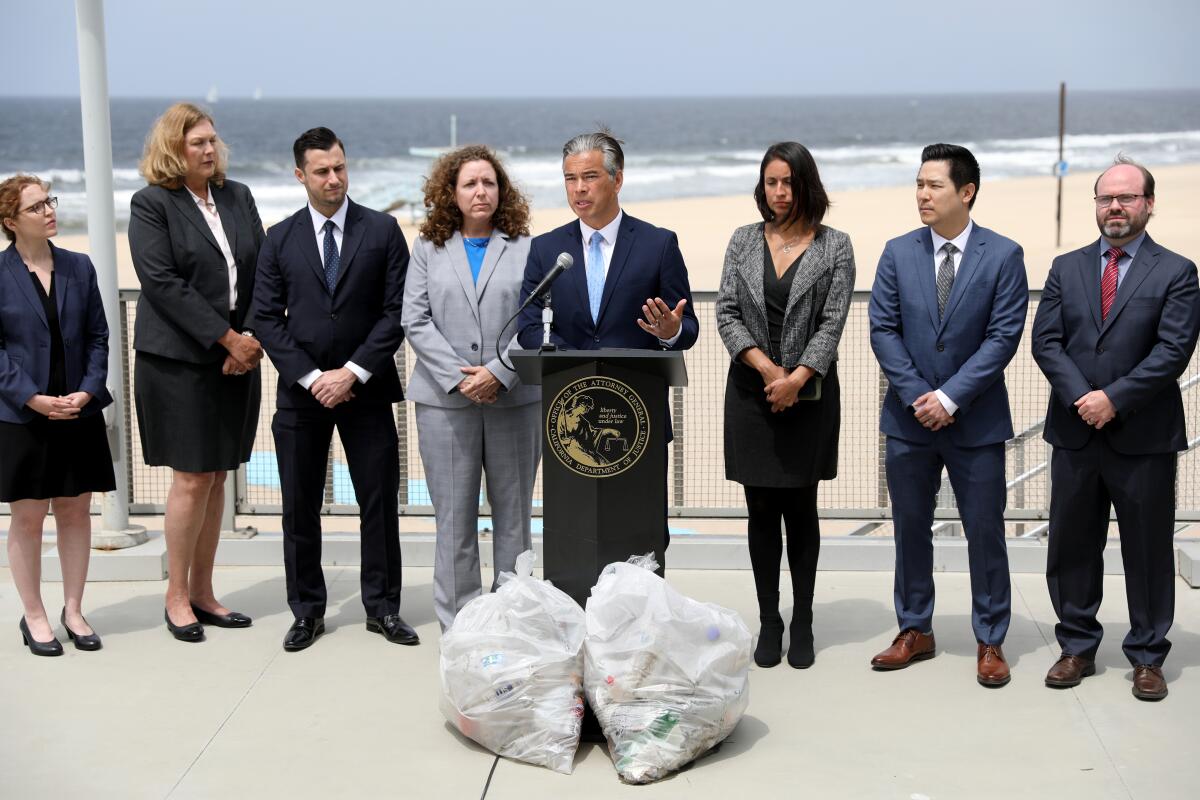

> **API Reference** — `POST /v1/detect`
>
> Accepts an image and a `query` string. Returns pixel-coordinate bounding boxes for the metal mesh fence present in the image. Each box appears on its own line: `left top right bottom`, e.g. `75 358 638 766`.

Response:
111 289 1200 520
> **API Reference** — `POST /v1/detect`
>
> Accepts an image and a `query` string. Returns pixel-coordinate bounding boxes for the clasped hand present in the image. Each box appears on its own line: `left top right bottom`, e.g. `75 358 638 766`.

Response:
311 367 357 408
28 391 91 420
1075 389 1115 429
761 364 813 413
459 366 500 405
220 330 263 376
913 391 954 431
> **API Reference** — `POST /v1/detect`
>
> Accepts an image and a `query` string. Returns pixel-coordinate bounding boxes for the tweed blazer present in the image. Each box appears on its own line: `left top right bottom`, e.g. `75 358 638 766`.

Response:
716 222 855 374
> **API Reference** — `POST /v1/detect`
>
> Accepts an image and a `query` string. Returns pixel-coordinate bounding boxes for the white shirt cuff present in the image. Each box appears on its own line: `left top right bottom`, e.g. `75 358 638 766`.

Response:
658 329 682 348
934 389 958 416
345 361 372 384
297 369 321 390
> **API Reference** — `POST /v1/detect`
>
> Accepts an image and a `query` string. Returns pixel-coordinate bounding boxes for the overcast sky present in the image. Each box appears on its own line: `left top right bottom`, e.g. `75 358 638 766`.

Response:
7 0 1198 98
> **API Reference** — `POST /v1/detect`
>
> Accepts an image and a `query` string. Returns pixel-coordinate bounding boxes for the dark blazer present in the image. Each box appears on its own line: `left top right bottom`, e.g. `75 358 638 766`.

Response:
1032 233 1200 455
869 224 1028 446
516 213 698 351
0 242 112 423
127 180 265 363
251 199 409 409
716 222 855 373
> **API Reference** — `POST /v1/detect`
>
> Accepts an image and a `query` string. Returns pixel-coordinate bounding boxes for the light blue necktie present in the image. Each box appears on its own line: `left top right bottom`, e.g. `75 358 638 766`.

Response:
586 231 605 322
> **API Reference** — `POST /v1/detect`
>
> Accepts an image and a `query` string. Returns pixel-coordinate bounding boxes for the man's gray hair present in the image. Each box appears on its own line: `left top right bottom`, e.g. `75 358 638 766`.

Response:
562 130 625 178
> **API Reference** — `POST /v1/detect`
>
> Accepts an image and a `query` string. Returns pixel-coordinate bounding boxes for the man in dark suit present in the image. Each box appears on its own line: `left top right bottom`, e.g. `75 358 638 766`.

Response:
517 130 698 564
1032 157 1199 701
252 127 417 652
868 144 1028 687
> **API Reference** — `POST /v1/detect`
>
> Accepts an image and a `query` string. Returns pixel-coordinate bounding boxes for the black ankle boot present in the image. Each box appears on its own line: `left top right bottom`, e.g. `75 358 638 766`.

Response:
787 602 815 669
755 619 784 667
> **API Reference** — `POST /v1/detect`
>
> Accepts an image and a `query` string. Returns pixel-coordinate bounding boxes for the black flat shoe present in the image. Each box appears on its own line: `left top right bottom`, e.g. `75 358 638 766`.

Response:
191 604 252 628
284 617 325 652
61 608 102 651
366 614 420 645
164 609 205 643
19 617 63 657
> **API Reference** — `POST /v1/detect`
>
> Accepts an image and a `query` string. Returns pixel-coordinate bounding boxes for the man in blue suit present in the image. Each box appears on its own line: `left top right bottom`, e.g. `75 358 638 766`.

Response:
252 128 418 652
1032 157 1199 701
868 144 1028 687
517 130 698 562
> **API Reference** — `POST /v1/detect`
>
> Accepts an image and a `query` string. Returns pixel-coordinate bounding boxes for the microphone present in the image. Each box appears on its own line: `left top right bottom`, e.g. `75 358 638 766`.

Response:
518 252 573 312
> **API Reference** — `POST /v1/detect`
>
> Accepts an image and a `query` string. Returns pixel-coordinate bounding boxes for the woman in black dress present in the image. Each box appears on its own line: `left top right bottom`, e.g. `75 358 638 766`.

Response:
716 142 855 669
129 103 265 642
1 175 115 656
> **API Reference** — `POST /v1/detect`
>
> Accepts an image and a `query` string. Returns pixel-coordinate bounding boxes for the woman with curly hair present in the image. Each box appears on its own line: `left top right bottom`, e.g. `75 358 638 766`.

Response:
402 145 540 631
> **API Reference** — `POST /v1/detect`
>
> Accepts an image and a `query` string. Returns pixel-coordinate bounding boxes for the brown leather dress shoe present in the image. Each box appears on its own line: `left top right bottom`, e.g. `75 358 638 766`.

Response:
1045 654 1095 688
871 629 936 670
1132 665 1167 701
977 644 1011 687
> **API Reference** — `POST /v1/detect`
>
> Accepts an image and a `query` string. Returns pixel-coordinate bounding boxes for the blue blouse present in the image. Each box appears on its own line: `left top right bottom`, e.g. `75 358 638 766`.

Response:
463 237 489 284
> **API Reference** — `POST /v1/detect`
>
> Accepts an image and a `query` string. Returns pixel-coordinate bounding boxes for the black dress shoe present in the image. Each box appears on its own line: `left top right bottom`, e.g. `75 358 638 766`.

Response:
365 614 419 645
19 617 63 657
191 604 252 628
61 608 102 651
284 617 325 652
164 609 205 643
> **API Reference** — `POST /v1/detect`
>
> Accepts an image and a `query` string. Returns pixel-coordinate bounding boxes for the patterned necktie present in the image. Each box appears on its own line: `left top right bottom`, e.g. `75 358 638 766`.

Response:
1101 246 1125 321
586 231 605 322
936 242 957 319
322 219 340 294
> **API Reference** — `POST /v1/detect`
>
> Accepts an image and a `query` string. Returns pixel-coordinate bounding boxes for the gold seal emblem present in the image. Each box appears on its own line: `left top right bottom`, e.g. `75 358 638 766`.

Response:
546 377 650 478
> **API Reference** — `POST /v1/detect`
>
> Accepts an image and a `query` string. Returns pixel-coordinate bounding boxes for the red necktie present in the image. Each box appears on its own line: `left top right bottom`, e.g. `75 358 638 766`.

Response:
1101 247 1124 321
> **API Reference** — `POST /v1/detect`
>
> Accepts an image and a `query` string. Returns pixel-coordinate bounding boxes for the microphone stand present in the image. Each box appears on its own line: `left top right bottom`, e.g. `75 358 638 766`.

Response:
539 290 557 352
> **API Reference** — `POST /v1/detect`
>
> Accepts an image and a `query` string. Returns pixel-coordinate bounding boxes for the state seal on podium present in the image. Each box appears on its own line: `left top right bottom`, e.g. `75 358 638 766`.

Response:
546 376 650 478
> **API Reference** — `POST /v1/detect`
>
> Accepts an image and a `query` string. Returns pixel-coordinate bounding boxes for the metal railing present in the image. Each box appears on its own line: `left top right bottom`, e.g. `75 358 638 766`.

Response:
68 289 1200 521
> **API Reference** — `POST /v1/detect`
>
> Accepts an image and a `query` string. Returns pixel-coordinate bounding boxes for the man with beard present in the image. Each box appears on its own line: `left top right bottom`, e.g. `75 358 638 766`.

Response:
1031 156 1200 700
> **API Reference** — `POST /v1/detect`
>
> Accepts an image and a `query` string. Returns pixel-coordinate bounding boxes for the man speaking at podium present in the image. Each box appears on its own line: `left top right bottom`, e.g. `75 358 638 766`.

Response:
518 129 699 564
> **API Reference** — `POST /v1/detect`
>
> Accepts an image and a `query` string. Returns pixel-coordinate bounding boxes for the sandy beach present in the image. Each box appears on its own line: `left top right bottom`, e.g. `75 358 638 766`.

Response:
57 163 1200 293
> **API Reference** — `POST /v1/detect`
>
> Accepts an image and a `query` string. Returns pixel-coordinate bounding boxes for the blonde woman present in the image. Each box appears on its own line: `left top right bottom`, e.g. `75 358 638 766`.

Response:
128 103 265 642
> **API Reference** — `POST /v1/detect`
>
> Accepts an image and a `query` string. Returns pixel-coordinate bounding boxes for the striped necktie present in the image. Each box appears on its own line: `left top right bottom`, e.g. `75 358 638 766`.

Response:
936 242 957 319
1101 246 1124 321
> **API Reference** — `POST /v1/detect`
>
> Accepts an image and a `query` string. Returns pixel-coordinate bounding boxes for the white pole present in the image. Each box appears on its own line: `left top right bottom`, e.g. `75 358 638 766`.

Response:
75 0 146 549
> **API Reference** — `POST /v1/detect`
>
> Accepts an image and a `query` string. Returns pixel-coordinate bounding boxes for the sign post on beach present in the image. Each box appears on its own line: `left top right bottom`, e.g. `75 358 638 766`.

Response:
1055 82 1066 248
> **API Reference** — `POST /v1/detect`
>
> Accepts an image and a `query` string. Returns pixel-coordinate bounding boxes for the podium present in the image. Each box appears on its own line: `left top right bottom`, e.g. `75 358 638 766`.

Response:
511 349 688 607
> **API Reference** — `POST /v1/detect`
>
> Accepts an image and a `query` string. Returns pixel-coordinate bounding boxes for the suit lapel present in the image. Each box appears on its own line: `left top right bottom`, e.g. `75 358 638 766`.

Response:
169 185 221 255
562 222 589 313
291 208 327 289
333 201 365 294
446 231 481 323
785 228 832 316
3 245 47 328
735 223 768 321
1101 235 1158 336
50 243 69 318
1076 240 1103 332
938 226 985 331
474 230 508 302
912 229 940 330
211 183 240 257
597 215 636 323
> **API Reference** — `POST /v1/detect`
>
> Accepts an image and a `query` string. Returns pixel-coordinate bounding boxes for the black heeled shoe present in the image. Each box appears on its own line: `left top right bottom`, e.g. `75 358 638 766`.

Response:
19 617 63 657
164 609 205 643
754 620 784 668
61 608 103 651
191 603 252 628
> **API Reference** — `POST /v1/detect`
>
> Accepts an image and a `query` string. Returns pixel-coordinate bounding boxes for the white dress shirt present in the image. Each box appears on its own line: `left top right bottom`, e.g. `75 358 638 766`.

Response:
928 219 974 415
185 184 237 311
297 198 372 390
579 209 681 347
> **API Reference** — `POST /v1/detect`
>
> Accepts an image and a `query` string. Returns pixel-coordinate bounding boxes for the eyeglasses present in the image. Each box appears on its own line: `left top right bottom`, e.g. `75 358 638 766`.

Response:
19 196 58 215
1094 194 1146 207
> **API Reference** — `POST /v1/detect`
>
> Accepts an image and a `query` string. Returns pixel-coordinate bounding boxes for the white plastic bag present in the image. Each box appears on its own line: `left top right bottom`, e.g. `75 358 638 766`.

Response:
584 553 752 784
439 551 586 774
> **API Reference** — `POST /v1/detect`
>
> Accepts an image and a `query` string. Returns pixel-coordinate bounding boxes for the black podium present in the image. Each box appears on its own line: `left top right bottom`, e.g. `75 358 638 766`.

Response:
512 349 688 608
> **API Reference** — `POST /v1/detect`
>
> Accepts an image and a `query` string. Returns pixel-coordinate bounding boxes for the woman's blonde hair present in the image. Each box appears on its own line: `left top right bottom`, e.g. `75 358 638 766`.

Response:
138 102 227 189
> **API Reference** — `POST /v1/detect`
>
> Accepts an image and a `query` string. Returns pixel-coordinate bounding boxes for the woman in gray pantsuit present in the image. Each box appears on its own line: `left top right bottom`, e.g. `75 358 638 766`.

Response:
402 145 540 631
717 142 855 670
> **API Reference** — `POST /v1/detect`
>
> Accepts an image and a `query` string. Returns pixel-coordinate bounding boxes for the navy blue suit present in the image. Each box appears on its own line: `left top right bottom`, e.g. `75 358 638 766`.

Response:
517 214 698 352
1032 233 1200 667
869 224 1028 644
0 243 111 423
251 199 409 619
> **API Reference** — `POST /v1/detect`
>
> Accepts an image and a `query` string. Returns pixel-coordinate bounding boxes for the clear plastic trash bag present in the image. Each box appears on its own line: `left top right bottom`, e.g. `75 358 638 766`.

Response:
439 550 586 774
584 553 752 784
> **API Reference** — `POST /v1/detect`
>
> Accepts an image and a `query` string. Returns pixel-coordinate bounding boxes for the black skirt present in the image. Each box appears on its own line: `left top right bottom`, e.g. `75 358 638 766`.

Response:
723 359 840 488
134 351 260 472
0 412 116 502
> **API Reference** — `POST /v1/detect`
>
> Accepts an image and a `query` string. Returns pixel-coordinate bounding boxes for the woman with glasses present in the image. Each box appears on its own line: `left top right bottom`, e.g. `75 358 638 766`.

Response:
1 175 115 656
128 103 265 642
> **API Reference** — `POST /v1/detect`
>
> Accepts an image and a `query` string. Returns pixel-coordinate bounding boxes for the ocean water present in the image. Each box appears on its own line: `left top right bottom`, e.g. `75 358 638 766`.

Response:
1 91 1198 233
